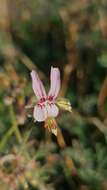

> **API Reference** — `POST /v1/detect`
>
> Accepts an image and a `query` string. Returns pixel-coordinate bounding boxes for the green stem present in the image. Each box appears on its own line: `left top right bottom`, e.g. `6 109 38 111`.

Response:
0 127 14 151
9 105 22 144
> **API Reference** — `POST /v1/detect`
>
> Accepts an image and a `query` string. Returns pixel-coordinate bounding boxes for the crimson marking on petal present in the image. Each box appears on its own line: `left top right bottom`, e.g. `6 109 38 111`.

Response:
47 96 54 101
48 102 54 106
37 103 45 109
40 97 46 103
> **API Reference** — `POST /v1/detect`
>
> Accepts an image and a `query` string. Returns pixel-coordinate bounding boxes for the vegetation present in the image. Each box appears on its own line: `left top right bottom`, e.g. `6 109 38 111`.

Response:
0 0 107 189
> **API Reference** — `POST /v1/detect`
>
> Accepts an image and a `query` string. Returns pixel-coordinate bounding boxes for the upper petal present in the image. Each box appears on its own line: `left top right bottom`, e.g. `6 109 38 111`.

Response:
31 70 46 100
48 67 61 99
33 105 47 122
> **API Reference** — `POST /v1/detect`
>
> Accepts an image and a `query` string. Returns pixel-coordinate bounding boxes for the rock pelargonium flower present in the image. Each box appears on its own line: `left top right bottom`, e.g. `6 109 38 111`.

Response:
30 67 72 135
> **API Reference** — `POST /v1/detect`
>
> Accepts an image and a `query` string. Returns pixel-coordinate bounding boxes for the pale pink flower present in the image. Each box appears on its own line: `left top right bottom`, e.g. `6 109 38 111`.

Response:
31 67 61 122
30 67 72 136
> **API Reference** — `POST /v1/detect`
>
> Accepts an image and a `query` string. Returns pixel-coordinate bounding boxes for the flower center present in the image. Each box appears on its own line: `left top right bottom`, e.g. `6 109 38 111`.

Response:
47 96 53 101
37 96 54 107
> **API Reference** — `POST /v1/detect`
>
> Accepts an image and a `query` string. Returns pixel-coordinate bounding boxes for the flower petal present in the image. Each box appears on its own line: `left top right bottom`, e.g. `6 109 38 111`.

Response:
33 105 47 122
48 67 61 99
31 70 46 100
47 104 59 117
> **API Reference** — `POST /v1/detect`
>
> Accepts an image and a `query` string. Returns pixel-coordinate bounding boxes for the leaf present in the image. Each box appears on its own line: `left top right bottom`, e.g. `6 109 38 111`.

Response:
25 104 34 118
98 53 107 68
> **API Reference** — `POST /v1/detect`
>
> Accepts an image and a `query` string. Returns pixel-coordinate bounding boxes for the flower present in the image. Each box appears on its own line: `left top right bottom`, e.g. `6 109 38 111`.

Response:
30 67 72 135
31 67 60 122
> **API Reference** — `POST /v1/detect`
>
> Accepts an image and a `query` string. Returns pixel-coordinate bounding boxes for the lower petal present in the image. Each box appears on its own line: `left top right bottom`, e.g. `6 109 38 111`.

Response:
47 104 59 118
33 105 47 122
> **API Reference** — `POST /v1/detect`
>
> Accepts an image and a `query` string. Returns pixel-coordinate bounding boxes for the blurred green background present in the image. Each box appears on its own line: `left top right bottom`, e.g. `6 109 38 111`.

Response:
0 0 107 189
